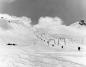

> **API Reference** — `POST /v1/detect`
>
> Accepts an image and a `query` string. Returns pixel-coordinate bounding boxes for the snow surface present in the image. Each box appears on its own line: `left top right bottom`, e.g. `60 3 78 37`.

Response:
0 14 85 67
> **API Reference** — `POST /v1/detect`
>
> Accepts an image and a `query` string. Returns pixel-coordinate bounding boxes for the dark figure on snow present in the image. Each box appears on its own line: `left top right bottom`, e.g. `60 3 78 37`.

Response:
7 43 16 46
79 20 86 25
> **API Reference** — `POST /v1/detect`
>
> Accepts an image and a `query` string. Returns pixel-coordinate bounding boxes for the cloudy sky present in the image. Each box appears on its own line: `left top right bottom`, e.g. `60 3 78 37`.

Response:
0 0 85 25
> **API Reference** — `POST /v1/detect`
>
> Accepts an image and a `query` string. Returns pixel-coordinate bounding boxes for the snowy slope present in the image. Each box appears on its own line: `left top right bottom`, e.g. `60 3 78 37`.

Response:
0 14 85 67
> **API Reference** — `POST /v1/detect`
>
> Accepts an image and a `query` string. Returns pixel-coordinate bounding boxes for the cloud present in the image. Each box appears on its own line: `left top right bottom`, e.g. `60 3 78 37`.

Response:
0 14 37 47
33 16 63 28
0 14 86 47
33 16 86 46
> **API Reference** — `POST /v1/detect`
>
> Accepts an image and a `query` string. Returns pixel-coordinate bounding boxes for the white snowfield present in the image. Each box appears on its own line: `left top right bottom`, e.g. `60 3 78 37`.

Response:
0 14 86 67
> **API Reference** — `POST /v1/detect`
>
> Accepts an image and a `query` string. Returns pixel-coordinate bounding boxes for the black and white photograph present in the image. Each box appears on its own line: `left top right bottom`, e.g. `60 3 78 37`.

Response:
0 0 86 67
